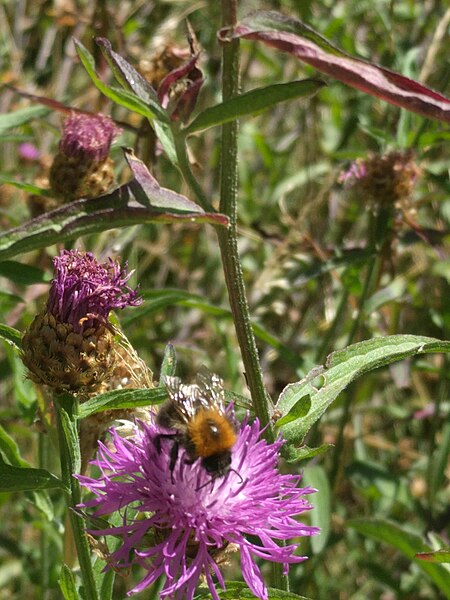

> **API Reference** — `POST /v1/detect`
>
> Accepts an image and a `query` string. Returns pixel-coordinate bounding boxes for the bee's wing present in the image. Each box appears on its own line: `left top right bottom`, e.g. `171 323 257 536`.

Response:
196 368 226 413
164 376 200 422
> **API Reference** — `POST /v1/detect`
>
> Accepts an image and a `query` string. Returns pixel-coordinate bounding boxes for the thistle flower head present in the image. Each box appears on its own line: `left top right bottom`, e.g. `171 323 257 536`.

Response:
22 250 141 393
338 150 420 206
59 113 121 162
78 416 319 600
47 249 141 333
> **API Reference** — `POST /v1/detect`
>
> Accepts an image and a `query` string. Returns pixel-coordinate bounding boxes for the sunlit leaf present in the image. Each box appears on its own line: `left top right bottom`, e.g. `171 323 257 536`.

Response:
78 387 167 419
184 79 325 133
0 105 49 132
59 564 80 600
0 324 22 349
416 549 450 564
220 11 450 123
277 335 450 444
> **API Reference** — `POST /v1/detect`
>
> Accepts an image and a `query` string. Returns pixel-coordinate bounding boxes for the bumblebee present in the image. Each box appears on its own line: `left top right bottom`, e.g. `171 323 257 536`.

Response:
155 371 238 482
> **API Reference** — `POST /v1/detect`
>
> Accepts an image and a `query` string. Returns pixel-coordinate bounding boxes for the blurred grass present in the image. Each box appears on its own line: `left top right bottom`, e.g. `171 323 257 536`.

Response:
0 1 449 599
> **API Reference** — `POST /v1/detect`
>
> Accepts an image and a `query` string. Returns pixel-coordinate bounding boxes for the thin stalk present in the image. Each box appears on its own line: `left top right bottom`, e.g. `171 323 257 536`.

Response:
218 0 273 439
38 433 50 600
330 206 392 490
220 0 286 593
55 394 99 600
315 288 349 364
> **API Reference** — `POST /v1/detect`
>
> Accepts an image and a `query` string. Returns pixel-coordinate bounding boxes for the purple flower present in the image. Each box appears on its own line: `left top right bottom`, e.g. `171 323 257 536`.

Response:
78 417 319 600
47 249 141 333
59 113 121 162
19 142 40 161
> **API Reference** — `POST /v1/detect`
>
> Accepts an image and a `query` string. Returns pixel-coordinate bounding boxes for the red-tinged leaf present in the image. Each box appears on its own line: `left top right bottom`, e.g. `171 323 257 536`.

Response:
219 11 450 123
6 85 133 132
123 147 203 212
0 150 228 262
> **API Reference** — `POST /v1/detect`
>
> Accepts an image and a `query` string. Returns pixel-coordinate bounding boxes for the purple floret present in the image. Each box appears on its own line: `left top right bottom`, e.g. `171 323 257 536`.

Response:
59 113 121 162
78 416 319 600
47 249 141 332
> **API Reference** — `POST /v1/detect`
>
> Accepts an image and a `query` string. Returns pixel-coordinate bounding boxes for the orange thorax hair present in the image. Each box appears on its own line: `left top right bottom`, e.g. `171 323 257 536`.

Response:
187 409 237 457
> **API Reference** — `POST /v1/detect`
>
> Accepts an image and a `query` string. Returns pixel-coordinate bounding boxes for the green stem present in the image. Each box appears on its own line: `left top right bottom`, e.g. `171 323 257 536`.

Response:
38 433 50 600
55 394 99 600
330 206 392 490
218 0 273 439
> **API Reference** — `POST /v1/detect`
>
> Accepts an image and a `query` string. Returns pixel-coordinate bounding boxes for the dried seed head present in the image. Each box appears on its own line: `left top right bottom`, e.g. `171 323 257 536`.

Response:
49 113 121 201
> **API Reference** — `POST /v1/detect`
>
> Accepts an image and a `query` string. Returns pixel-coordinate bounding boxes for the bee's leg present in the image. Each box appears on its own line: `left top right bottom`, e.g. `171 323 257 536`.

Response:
154 433 176 454
169 440 179 484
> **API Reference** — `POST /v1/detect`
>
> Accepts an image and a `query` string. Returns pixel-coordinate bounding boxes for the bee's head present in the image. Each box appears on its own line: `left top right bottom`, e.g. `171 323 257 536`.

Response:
201 451 232 478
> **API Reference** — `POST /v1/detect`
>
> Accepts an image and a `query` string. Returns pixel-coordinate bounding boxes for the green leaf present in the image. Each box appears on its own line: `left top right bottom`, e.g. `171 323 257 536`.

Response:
281 443 333 463
0 455 65 492
184 79 325 134
92 557 114 600
275 394 311 427
302 466 330 554
75 40 166 122
95 37 161 112
0 176 53 197
78 387 167 419
0 105 49 132
416 549 450 564
196 581 311 599
277 335 450 444
59 564 80 600
0 324 22 349
349 519 450 596
75 40 177 164
58 407 81 475
0 261 48 285
0 424 28 467
0 156 228 262
159 343 177 383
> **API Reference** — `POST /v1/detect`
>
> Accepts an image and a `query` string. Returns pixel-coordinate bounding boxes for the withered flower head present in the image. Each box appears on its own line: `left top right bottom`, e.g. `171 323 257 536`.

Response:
22 250 141 394
339 150 421 208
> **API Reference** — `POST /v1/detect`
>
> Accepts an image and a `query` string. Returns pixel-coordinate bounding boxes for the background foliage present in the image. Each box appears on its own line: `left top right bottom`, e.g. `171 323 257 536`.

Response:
0 1 449 599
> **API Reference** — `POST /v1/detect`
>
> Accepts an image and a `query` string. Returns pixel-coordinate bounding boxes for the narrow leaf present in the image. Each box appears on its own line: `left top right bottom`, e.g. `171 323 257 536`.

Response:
159 343 177 382
95 37 161 110
0 324 22 349
0 105 49 132
185 79 324 133
302 466 330 554
0 177 54 197
59 564 80 600
0 456 65 492
349 519 450 595
58 407 81 475
220 10 450 123
0 424 28 467
277 335 450 444
275 394 311 427
78 387 167 419
0 160 228 263
74 40 165 122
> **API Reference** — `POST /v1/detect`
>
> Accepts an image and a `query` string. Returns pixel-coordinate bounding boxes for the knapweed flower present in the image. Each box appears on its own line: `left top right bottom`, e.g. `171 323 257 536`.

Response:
22 249 141 394
49 113 121 201
78 416 319 600
338 150 421 210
